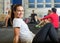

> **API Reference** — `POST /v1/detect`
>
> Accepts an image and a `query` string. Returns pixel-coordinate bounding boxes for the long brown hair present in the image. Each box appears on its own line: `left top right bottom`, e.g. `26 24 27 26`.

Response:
10 4 22 24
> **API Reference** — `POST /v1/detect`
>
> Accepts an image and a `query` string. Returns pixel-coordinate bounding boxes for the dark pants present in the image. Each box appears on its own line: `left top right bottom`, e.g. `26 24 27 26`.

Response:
32 23 59 43
31 18 36 22
55 28 58 32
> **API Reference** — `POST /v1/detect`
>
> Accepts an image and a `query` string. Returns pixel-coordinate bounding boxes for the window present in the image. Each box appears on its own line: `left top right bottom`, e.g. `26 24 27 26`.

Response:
45 4 51 8
29 4 35 8
28 0 35 8
54 0 60 3
45 0 51 8
37 4 43 8
37 0 43 3
28 0 52 8
29 0 35 3
45 0 51 3
37 0 44 8
54 4 60 8
54 0 60 8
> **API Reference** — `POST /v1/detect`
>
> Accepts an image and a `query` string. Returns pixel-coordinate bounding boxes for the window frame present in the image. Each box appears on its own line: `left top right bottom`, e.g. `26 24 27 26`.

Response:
28 0 52 8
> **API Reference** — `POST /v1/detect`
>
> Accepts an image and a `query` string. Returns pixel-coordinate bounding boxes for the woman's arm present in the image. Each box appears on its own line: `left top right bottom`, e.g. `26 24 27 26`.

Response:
3 16 9 27
36 17 41 22
5 17 9 27
13 27 20 43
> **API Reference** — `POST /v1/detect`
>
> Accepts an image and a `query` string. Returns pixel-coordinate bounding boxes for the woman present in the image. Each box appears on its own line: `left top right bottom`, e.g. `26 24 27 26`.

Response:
42 8 59 32
32 23 59 43
47 10 52 15
11 4 35 43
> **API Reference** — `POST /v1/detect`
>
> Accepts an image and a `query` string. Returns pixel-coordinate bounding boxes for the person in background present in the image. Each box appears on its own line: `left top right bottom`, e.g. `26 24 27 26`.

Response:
44 10 52 17
32 8 59 43
35 9 52 27
41 8 59 32
43 10 52 24
30 10 37 23
11 4 35 43
3 10 12 27
47 10 52 15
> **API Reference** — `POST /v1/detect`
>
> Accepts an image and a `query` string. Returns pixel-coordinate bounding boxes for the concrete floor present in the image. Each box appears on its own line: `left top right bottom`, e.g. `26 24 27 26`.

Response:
0 27 13 43
0 24 60 43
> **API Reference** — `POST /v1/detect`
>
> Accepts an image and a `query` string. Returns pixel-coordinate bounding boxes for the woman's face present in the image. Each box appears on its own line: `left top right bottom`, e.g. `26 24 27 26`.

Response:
14 6 24 18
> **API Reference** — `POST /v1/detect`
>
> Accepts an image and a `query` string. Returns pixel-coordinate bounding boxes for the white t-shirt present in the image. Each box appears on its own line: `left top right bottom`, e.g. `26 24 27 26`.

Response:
13 18 35 42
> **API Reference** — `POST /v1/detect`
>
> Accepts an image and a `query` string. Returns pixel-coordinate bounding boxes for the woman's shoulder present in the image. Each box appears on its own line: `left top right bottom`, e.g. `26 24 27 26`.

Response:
13 18 22 22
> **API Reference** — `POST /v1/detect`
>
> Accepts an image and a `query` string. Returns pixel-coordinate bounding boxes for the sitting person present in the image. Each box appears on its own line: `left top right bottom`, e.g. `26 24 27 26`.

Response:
47 10 52 15
11 4 35 43
3 10 12 27
32 22 59 43
30 10 37 23
32 8 59 43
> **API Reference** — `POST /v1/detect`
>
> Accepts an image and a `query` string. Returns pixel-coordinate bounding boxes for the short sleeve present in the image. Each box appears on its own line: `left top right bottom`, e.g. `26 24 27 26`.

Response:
13 19 21 27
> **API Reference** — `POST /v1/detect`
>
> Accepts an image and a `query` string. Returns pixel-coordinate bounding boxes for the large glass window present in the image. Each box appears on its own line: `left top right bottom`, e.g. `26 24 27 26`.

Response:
28 0 35 8
54 0 60 3
29 0 35 3
37 4 43 8
28 0 52 8
45 0 51 8
45 0 51 3
54 0 60 8
54 4 60 8
10 0 13 5
45 4 51 8
29 4 35 8
37 0 43 3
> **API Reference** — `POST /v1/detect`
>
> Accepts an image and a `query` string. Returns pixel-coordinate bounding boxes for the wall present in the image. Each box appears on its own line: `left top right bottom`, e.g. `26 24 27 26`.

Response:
22 0 51 18
22 0 60 18
4 0 11 15
0 0 4 14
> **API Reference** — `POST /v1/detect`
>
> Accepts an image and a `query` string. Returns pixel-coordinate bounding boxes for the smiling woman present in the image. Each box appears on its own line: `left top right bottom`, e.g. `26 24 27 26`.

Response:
11 4 35 43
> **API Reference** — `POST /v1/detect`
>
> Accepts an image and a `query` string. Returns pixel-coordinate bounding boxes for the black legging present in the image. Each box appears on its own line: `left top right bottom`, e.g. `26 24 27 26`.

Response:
32 23 59 43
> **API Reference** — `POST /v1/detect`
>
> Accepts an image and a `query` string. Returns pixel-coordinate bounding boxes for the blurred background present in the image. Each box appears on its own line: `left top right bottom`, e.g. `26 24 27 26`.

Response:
0 0 60 18
0 0 60 43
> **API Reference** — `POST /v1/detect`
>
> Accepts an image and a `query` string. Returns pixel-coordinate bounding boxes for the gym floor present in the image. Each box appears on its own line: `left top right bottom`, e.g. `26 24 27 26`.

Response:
0 24 60 43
